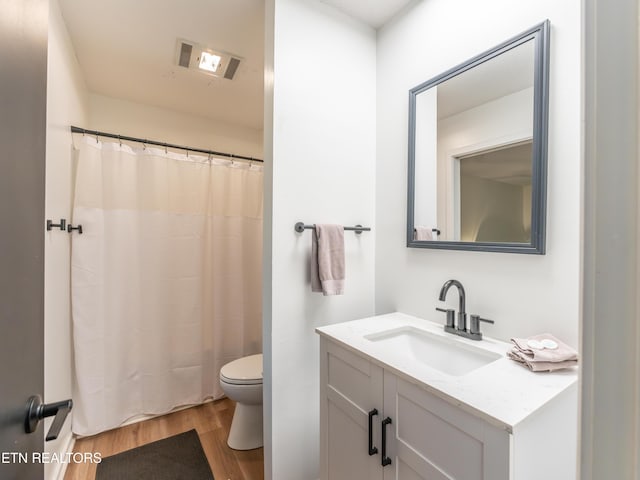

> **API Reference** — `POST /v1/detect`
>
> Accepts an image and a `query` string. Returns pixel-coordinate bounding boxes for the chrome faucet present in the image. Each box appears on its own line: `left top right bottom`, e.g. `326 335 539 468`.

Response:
436 279 494 340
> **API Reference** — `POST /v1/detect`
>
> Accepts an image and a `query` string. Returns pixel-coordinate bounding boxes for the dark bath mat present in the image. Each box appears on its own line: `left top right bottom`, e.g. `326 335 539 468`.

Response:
95 429 214 480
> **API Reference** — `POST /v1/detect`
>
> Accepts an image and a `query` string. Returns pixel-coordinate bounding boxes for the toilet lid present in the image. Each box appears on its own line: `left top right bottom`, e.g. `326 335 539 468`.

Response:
220 354 263 385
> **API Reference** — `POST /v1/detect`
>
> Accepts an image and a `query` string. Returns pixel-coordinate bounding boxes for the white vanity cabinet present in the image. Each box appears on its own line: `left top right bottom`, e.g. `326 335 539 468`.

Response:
319 326 578 480
320 338 509 480
382 374 509 480
320 339 384 480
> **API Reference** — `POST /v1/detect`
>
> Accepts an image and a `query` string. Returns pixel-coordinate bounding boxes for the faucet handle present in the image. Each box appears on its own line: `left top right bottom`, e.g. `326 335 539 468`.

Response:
435 307 455 330
469 314 495 336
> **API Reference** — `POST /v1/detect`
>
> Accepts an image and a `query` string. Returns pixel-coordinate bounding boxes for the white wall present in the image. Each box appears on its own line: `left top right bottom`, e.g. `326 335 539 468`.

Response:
376 0 581 347
87 94 263 159
264 1 376 478
581 0 639 476
45 1 89 478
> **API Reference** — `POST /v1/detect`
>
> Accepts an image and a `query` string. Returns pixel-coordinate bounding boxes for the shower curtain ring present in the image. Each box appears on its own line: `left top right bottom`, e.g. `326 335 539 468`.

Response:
118 135 122 147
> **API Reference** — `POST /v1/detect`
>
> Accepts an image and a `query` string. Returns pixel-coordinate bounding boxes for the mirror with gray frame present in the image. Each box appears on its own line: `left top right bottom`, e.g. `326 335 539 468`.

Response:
407 21 549 254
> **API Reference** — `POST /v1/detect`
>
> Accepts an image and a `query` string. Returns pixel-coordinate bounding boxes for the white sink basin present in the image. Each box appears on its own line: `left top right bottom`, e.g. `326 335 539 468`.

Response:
364 326 501 376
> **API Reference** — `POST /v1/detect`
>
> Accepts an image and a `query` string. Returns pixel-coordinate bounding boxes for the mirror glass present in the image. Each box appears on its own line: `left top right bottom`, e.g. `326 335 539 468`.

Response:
408 21 549 253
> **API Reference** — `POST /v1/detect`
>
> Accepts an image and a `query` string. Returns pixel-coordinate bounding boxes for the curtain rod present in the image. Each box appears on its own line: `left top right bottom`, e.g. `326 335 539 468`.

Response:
70 126 263 163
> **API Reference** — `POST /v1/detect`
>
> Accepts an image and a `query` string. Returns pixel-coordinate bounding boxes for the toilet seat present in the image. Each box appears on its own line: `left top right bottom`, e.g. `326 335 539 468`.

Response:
220 354 263 385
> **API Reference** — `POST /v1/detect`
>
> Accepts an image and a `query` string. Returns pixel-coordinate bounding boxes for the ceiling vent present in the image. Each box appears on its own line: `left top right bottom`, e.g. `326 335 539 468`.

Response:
176 39 242 80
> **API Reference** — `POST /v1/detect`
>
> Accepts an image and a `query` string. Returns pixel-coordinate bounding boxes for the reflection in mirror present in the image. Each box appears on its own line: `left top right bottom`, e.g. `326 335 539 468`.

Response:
408 21 549 254
459 141 532 243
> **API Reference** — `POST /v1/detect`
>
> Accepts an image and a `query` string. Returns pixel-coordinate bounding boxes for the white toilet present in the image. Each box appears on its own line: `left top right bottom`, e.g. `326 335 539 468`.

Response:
219 353 263 450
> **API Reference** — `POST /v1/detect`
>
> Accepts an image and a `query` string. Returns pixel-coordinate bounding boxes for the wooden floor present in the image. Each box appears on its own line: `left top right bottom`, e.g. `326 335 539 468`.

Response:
64 398 263 480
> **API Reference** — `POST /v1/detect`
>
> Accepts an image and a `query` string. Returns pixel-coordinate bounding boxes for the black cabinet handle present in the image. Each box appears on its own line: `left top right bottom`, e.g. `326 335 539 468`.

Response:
381 417 392 467
368 408 378 455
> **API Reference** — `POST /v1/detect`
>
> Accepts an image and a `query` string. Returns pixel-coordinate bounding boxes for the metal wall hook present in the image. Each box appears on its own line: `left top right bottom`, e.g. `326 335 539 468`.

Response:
67 224 83 235
46 219 66 232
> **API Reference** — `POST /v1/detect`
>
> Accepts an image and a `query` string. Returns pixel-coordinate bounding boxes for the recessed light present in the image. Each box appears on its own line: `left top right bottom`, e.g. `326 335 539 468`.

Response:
198 52 222 73
176 39 242 80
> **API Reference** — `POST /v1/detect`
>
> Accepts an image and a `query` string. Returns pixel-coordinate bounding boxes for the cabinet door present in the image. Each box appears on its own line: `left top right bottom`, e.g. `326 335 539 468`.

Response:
383 374 510 480
320 339 384 480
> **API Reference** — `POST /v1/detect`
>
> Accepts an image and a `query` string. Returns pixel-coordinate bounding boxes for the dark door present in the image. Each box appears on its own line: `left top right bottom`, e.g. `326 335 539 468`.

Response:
0 0 49 478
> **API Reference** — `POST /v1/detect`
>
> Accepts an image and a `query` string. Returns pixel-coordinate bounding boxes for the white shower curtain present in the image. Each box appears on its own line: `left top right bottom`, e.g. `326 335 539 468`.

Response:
70 137 263 436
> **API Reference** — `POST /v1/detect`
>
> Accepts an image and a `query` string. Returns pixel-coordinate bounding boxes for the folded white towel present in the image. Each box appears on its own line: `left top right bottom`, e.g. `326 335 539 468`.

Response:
414 227 433 241
311 224 345 296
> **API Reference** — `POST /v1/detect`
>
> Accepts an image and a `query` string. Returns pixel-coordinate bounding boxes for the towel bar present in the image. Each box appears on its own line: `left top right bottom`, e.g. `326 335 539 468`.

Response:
294 222 371 235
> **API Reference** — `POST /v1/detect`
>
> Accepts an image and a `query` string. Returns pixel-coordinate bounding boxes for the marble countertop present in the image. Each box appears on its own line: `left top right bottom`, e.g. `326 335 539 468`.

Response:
316 312 578 433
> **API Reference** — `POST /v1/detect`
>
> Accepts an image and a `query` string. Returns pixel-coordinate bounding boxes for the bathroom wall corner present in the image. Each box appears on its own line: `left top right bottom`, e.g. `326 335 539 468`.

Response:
262 0 275 478
45 1 89 478
266 0 377 478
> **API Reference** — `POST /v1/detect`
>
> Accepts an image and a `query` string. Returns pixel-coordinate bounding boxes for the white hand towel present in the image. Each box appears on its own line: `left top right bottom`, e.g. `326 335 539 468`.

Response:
414 227 433 240
311 224 345 296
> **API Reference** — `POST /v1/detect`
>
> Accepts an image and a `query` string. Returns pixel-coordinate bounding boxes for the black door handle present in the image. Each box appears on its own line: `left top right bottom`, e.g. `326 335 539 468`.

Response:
25 395 73 441
368 408 378 455
381 416 392 467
